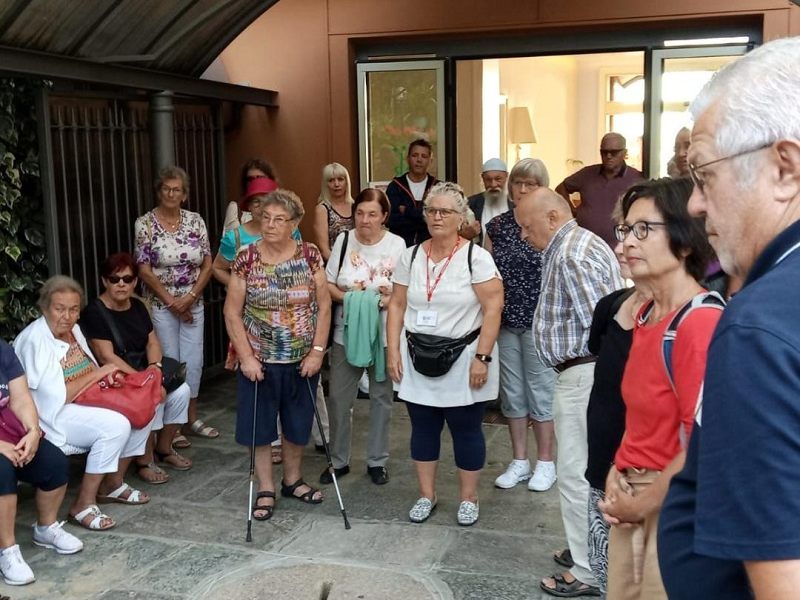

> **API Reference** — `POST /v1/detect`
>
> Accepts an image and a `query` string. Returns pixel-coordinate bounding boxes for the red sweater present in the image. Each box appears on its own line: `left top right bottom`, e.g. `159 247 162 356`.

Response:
614 304 721 471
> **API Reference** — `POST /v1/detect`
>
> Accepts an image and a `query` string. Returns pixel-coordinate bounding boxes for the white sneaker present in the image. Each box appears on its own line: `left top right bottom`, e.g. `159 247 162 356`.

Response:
494 459 531 489
528 460 557 491
0 544 35 585
32 521 84 555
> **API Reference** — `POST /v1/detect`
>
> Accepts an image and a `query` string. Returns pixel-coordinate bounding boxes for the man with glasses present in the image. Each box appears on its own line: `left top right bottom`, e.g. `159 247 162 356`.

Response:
555 133 642 248
658 37 800 599
516 186 623 598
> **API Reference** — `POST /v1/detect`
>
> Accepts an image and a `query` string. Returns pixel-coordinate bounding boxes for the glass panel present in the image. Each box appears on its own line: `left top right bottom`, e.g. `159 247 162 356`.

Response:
365 69 439 185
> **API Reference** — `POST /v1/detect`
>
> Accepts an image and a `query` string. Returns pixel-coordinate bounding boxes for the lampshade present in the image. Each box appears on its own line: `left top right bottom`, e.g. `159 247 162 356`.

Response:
508 106 537 144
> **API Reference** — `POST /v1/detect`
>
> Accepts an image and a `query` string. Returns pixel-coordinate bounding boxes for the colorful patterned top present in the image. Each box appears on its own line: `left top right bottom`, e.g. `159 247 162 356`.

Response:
232 241 323 364
134 209 212 309
61 336 94 382
324 203 354 249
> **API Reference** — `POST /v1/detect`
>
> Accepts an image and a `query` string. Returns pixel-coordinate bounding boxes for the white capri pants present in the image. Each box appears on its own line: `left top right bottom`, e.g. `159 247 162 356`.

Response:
152 382 191 429
151 303 204 397
56 403 154 474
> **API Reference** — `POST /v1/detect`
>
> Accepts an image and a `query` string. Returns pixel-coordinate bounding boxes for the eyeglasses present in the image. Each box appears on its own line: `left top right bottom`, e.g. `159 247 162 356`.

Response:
263 215 291 226
107 274 135 284
614 221 667 242
160 185 184 195
510 180 540 190
423 207 459 218
600 148 625 157
688 142 773 192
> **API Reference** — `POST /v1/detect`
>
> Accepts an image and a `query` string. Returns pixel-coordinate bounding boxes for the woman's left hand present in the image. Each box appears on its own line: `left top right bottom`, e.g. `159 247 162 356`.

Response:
15 428 40 465
469 357 489 389
171 294 195 315
299 350 324 378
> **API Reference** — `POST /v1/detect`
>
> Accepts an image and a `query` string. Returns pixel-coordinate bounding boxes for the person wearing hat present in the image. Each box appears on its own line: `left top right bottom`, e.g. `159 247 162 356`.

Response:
464 158 512 247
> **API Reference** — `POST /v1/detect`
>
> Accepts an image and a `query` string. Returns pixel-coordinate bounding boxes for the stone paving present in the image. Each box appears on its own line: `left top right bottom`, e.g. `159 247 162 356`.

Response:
3 374 587 600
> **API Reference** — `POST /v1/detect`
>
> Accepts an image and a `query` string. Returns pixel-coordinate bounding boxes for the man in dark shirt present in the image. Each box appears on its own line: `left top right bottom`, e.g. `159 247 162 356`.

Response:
658 37 800 599
386 138 439 246
555 133 642 247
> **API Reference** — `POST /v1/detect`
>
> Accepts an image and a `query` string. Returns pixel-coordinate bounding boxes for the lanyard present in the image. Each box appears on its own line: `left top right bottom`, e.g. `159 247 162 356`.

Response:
425 239 460 303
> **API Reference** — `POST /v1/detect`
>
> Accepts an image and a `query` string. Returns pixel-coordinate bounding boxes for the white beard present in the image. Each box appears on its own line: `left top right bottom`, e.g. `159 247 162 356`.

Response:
484 189 507 205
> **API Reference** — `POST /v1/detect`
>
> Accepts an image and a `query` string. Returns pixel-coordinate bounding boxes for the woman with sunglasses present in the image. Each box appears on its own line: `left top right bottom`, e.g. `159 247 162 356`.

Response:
80 253 192 485
598 178 720 599
135 166 215 446
387 182 503 527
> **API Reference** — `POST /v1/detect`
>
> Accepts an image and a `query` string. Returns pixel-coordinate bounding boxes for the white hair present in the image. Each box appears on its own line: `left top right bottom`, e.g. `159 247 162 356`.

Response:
690 37 800 189
424 181 468 214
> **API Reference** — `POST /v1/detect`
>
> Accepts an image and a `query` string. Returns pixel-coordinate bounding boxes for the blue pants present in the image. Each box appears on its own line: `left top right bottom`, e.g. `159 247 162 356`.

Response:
0 439 68 495
405 401 487 471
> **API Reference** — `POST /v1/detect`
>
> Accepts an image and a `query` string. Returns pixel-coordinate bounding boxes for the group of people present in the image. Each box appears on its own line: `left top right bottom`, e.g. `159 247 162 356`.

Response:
2 36 800 599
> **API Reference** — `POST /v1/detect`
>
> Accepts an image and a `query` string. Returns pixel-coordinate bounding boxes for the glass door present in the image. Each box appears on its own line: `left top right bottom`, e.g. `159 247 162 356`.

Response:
646 45 748 177
356 60 446 190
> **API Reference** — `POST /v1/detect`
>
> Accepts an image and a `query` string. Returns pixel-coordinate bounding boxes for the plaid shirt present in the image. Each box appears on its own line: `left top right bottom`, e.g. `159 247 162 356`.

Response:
532 220 623 368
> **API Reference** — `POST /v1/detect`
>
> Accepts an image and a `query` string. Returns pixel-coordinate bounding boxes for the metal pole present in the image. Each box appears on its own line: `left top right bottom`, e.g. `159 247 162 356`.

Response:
149 90 175 172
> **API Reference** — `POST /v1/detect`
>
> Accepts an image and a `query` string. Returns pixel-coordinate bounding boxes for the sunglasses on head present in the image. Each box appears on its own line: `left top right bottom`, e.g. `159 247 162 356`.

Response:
107 275 135 284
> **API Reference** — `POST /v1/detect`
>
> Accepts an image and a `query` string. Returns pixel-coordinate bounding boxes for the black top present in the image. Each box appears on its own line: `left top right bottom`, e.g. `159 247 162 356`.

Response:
585 287 635 490
79 297 153 370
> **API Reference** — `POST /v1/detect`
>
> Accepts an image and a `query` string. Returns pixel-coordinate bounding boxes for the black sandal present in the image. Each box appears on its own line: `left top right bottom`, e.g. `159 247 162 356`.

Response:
540 573 601 598
553 548 574 568
252 491 276 521
281 478 323 504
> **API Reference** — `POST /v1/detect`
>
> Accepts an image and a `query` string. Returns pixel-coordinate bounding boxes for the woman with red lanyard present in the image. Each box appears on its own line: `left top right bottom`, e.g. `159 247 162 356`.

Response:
387 182 503 527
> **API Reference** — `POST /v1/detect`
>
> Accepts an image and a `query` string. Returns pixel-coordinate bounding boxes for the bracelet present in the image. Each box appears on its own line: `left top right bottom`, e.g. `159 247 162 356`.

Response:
311 345 325 353
188 290 198 300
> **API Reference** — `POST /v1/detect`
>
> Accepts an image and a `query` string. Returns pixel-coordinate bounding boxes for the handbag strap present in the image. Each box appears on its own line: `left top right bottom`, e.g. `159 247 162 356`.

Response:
410 239 474 276
94 298 129 358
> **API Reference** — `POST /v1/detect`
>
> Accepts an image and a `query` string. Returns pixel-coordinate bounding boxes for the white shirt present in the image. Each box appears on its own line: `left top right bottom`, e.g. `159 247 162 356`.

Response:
406 176 427 202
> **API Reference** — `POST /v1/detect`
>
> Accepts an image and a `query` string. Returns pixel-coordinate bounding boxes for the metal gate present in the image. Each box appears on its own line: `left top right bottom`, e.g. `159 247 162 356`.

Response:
46 94 228 371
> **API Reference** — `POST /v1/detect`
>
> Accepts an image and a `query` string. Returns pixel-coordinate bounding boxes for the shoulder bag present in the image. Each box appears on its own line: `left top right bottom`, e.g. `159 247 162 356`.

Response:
74 369 162 429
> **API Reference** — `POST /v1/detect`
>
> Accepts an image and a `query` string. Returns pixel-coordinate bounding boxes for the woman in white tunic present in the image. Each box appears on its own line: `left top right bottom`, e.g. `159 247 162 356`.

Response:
387 182 503 526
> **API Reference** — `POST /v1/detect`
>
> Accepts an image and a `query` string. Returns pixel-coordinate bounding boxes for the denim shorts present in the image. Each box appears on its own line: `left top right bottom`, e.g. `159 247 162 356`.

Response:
497 326 556 421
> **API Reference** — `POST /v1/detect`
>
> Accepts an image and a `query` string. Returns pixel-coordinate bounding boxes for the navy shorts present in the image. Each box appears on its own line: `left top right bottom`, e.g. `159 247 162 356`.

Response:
0 438 69 495
235 363 319 447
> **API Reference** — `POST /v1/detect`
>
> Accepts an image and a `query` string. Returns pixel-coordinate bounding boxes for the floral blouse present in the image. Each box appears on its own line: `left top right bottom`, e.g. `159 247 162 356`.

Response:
134 209 211 309
232 242 323 364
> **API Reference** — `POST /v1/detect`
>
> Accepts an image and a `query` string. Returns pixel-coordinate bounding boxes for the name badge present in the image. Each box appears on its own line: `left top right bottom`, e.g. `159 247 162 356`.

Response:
416 310 438 327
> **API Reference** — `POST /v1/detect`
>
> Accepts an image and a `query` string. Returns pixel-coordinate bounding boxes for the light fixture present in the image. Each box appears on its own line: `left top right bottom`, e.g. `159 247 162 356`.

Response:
663 36 749 47
508 106 536 162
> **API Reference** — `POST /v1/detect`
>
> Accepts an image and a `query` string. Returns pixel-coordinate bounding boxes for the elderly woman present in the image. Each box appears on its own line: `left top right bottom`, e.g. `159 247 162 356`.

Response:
313 162 355 261
135 166 215 446
598 178 720 599
0 339 83 585
323 188 406 486
485 158 557 493
80 253 192 484
387 182 503 526
223 158 279 235
13 276 155 531
224 189 331 520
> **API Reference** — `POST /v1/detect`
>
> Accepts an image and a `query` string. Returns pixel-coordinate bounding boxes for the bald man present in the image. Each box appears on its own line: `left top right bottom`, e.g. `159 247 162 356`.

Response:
516 187 623 598
555 132 642 247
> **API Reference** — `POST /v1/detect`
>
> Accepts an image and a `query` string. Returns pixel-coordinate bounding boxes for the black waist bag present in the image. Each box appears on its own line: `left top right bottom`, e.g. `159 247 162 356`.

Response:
406 328 481 378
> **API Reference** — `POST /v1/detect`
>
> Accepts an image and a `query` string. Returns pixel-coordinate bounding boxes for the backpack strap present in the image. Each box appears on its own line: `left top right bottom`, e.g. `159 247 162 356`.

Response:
410 239 474 276
337 230 349 276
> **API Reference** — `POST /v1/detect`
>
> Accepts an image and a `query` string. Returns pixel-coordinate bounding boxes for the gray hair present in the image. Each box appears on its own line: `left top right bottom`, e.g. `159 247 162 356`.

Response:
263 188 305 221
424 181 468 215
507 158 550 195
690 37 800 190
38 275 85 312
154 166 190 196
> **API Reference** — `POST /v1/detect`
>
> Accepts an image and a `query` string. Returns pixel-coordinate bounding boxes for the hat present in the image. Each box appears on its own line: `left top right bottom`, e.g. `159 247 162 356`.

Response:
481 158 507 173
240 177 278 210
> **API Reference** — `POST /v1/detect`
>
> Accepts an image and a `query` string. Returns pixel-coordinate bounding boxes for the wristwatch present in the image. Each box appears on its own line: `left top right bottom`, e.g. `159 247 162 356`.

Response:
474 353 492 363
149 361 163 369
311 345 325 353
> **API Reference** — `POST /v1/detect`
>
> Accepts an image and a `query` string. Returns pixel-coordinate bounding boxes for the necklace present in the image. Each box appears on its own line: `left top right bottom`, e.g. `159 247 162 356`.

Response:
156 207 181 231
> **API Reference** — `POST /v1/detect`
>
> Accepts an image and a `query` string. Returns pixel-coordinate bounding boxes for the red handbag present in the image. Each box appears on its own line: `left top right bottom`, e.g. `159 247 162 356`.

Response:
74 369 162 429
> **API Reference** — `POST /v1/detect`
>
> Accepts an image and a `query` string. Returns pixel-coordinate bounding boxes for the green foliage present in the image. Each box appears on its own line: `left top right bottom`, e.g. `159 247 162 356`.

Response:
0 78 49 340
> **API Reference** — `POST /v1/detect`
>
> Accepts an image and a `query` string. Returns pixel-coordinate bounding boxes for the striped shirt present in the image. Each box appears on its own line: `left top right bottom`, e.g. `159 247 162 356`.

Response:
532 219 623 368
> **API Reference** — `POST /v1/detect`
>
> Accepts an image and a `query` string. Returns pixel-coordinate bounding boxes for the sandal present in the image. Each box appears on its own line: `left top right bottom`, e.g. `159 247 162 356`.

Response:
154 449 192 471
540 572 601 598
136 462 170 485
188 419 219 439
172 434 192 449
69 504 116 531
280 478 323 504
252 491 276 521
553 548 574 569
97 482 150 505
271 445 283 465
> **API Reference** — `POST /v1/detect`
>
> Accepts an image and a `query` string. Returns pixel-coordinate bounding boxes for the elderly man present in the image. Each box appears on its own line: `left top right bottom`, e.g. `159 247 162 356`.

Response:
516 187 622 598
386 138 439 246
463 158 512 246
658 37 800 599
555 133 642 247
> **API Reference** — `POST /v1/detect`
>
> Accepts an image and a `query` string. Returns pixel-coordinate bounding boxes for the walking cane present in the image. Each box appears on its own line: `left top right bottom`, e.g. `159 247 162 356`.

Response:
245 379 259 542
306 377 351 530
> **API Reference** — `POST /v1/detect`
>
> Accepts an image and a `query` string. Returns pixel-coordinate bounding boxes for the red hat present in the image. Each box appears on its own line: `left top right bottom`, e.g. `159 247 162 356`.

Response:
240 177 278 210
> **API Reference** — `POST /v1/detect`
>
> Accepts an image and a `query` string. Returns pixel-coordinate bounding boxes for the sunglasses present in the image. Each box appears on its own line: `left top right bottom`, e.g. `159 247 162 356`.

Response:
107 275 135 284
